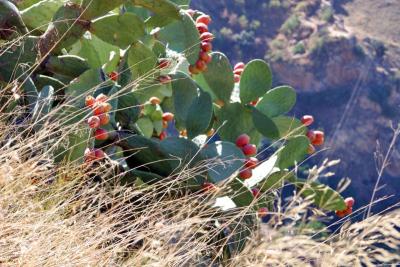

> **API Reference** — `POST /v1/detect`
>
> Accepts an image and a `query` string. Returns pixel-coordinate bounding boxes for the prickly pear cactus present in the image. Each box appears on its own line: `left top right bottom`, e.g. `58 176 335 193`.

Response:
0 0 348 259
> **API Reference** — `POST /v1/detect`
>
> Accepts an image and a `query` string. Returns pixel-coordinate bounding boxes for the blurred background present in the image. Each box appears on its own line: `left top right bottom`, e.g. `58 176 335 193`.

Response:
191 0 400 214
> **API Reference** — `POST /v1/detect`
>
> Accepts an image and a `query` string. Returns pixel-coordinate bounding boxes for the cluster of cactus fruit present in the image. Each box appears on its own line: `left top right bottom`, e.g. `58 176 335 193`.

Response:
0 0 353 257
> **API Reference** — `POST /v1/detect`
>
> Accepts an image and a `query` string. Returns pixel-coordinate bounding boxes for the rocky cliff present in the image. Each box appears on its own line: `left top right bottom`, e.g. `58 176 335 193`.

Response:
191 0 400 213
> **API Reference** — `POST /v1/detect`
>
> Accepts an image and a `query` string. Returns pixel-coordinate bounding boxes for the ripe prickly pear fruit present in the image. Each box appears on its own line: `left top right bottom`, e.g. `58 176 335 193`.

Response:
242 144 257 156
162 120 168 129
94 128 108 141
189 64 200 75
199 51 211 63
234 74 240 83
258 207 268 218
179 129 187 137
195 59 207 72
206 128 215 137
96 93 108 103
306 130 316 142
234 62 245 70
249 99 258 106
233 68 244 75
159 75 172 84
149 97 161 105
98 113 110 126
162 112 174 122
345 197 355 208
239 168 252 179
85 95 95 108
196 14 211 25
200 32 214 42
214 99 225 107
159 131 167 140
312 131 325 146
94 149 105 160
108 71 118 81
235 134 250 147
158 59 170 69
301 115 314 127
245 157 259 169
201 41 212 52
202 182 216 192
196 22 208 34
251 188 260 198
87 116 100 129
84 148 96 162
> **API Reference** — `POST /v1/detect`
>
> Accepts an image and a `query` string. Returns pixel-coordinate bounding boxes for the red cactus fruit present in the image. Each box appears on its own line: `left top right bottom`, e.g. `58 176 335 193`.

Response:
345 197 355 208
94 128 108 141
96 93 108 103
93 104 106 116
94 149 105 160
249 99 258 106
306 130 316 142
239 168 252 179
207 128 215 137
258 207 268 218
245 157 259 169
162 120 168 129
201 41 212 52
84 148 96 162
242 144 257 156
85 95 96 108
234 74 240 83
159 131 167 140
158 59 170 69
200 32 214 42
108 71 118 81
199 51 211 63
196 14 211 25
233 68 244 75
102 103 112 113
87 116 100 129
162 112 174 122
196 22 208 34
251 188 260 198
214 99 225 107
202 182 216 192
234 62 245 70
189 64 200 75
159 75 172 84
312 131 325 146
195 59 207 72
236 134 250 147
149 97 161 105
98 113 110 126
301 115 314 127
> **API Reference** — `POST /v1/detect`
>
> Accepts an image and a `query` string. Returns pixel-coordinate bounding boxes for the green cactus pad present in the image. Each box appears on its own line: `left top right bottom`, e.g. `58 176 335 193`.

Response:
54 126 91 164
230 178 254 207
32 85 54 131
115 91 141 129
127 40 158 79
239 59 272 104
21 0 64 32
70 33 120 69
186 90 213 138
91 13 145 48
171 72 198 128
80 0 125 20
251 108 280 140
215 103 261 144
131 0 181 20
291 178 346 211
160 137 203 171
46 55 90 78
157 11 200 64
201 141 245 183
136 117 154 138
276 136 309 169
273 116 307 138
34 75 66 93
195 52 235 103
260 171 294 192
255 86 296 118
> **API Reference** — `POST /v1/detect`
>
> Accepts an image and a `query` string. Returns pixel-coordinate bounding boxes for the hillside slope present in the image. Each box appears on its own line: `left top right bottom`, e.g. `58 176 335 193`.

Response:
191 0 400 212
